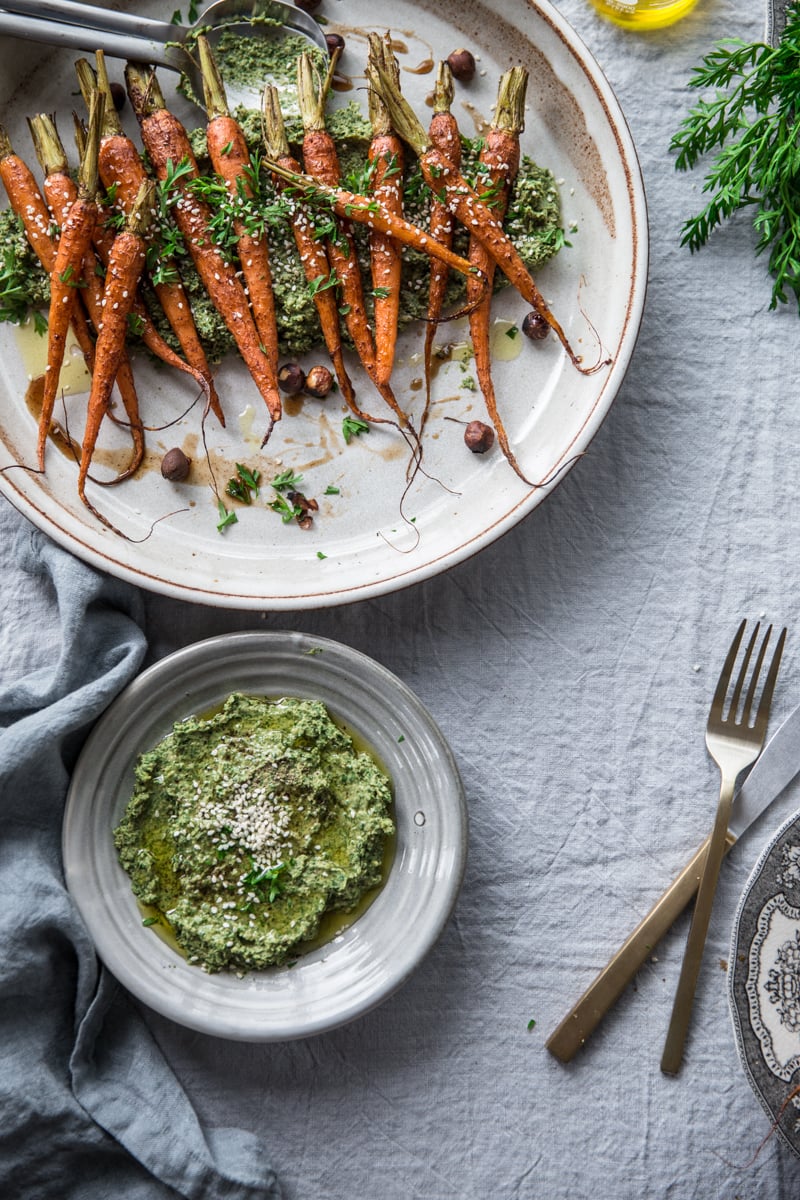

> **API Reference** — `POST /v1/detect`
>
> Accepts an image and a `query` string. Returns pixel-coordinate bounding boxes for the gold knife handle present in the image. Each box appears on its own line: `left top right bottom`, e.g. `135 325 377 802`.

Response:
545 830 736 1063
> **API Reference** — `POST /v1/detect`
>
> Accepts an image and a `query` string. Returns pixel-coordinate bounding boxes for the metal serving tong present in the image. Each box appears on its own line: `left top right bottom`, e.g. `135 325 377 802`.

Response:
0 0 327 105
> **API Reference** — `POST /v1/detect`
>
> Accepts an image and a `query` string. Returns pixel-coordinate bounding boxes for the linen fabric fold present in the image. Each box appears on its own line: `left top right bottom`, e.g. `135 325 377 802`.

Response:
0 526 281 1200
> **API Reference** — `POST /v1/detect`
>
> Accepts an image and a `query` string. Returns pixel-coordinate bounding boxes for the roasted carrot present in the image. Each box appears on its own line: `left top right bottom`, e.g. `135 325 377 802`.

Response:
422 60 461 435
28 111 145 481
37 90 104 470
368 61 606 375
260 158 484 291
126 63 281 438
76 53 224 426
197 36 281 382
295 51 413 432
465 68 532 483
0 123 96 370
366 33 404 388
261 84 370 423
78 180 154 513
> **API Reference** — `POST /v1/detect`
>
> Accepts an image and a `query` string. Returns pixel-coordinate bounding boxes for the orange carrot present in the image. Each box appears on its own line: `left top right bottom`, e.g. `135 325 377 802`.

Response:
37 90 104 470
77 54 224 426
423 61 461 434
466 68 531 483
261 84 368 422
126 63 281 437
366 34 404 387
295 51 413 432
198 35 281 385
369 61 607 375
0 123 95 369
78 180 154 512
261 159 484 293
28 111 145 481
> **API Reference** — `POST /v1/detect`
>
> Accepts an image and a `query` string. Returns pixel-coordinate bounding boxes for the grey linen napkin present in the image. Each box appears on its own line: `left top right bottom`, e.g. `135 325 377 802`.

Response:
0 527 281 1199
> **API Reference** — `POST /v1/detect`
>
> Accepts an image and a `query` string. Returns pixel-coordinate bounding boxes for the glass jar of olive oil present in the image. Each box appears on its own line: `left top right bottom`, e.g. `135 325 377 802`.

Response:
588 0 699 29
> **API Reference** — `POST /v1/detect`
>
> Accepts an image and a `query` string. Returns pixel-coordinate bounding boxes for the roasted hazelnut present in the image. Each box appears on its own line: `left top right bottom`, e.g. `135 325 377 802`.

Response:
109 81 127 111
464 420 494 454
160 447 191 481
326 32 345 56
278 362 306 394
446 48 476 82
304 365 334 399
522 311 549 341
294 0 321 12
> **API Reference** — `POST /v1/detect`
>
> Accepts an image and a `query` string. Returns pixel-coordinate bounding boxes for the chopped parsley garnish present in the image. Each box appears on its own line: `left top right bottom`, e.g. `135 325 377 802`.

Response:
271 468 303 492
226 462 261 504
216 500 238 532
269 493 304 523
317 550 327 559
324 485 340 495
342 415 370 443
506 324 519 339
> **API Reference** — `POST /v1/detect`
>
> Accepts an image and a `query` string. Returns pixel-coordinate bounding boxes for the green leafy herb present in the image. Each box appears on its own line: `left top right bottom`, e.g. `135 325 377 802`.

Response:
307 272 339 299
241 859 288 906
269 493 304 523
170 8 183 24
216 500 238 532
142 916 160 927
127 311 146 337
527 1018 536 1031
342 415 370 444
272 468 303 492
220 140 234 156
317 550 327 559
0 249 31 325
324 485 340 495
57 264 86 288
671 7 800 309
226 462 261 504
372 286 391 300
505 324 519 339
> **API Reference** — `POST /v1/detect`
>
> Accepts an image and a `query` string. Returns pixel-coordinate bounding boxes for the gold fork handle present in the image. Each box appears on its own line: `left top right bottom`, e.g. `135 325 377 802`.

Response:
660 775 737 1075
545 829 736 1063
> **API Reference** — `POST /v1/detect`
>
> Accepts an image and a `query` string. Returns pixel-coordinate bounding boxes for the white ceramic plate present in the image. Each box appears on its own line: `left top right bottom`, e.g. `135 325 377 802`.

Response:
0 0 647 608
62 631 467 1041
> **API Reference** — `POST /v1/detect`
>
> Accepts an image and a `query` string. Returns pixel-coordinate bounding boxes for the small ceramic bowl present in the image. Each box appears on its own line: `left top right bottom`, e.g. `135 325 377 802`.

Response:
63 631 467 1041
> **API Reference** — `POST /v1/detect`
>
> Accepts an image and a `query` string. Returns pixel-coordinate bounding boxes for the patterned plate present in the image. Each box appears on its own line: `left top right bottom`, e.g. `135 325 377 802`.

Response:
730 806 800 1156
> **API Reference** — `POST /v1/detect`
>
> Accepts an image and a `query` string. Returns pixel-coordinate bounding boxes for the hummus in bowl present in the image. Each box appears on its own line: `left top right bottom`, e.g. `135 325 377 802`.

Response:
62 631 467 1041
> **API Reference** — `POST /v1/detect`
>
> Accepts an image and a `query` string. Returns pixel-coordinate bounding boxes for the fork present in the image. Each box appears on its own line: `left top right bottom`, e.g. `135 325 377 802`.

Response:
660 619 786 1075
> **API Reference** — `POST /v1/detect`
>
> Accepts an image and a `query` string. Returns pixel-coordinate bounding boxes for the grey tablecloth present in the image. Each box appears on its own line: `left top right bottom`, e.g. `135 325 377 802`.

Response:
4 0 800 1196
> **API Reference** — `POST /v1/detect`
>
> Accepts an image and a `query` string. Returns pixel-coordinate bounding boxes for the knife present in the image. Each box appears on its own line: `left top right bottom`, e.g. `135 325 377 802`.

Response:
545 699 800 1063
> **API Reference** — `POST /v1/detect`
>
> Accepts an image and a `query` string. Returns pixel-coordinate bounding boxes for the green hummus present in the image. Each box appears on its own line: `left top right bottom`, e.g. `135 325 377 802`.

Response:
114 693 394 973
